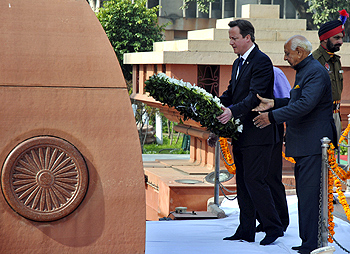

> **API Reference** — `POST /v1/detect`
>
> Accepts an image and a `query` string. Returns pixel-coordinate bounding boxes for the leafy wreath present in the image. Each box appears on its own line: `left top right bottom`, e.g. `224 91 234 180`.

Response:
145 73 243 139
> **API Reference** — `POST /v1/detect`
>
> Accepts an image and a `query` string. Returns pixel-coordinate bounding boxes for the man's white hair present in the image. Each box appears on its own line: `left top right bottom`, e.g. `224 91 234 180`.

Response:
286 35 312 52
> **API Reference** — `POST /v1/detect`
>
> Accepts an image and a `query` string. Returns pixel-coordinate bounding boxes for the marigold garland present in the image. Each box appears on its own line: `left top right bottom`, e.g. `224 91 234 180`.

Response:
338 123 350 144
217 135 350 243
327 168 335 242
328 143 350 181
282 151 296 164
219 137 236 175
334 178 350 220
282 142 350 242
327 143 350 242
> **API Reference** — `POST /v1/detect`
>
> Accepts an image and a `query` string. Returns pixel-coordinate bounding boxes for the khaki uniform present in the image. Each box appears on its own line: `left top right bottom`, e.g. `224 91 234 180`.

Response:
313 45 343 141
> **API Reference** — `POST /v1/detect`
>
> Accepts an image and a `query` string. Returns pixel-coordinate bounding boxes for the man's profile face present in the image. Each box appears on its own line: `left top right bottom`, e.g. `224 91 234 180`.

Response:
284 41 300 67
326 32 343 52
229 26 249 56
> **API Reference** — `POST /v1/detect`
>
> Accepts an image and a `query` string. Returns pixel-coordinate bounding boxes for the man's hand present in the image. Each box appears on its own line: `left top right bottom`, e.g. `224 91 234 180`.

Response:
207 133 218 147
253 112 271 128
252 94 274 112
216 107 232 124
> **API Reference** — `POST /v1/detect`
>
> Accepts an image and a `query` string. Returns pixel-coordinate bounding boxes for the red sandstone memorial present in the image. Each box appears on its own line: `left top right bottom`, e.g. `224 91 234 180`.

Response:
0 0 145 253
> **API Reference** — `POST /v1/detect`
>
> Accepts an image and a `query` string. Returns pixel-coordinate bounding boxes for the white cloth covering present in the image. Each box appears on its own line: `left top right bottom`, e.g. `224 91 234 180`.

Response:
146 195 350 254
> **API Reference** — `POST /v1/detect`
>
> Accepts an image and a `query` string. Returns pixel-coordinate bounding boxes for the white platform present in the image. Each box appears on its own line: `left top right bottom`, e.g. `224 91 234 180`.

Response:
146 195 350 254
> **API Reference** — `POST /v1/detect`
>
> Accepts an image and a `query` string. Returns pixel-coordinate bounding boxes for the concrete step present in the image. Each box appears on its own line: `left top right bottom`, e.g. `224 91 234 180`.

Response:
124 50 236 65
153 39 232 52
154 39 350 55
188 28 279 42
216 18 307 31
153 40 297 53
276 30 319 43
124 47 350 67
153 40 301 54
125 40 350 66
188 28 319 42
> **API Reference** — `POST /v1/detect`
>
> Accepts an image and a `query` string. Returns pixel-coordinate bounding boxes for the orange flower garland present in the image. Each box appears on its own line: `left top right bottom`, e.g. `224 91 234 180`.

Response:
334 178 350 221
327 143 350 242
328 143 350 181
282 151 296 164
219 137 236 175
328 168 335 242
338 123 350 144
217 136 350 242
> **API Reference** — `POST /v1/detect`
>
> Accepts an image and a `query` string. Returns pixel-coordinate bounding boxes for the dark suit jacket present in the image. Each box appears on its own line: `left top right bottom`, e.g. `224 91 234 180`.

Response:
272 55 336 157
220 45 275 147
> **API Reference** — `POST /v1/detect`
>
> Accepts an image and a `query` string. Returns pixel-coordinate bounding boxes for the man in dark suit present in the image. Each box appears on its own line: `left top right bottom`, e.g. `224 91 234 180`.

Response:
256 66 291 233
217 19 284 246
253 35 336 254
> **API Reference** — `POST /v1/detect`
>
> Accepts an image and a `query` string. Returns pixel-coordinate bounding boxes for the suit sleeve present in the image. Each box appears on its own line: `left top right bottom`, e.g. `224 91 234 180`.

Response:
274 97 290 108
272 67 328 124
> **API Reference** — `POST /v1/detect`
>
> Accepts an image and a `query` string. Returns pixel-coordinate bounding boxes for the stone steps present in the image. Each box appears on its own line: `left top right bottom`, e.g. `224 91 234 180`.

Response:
188 28 320 43
124 4 350 67
154 39 350 54
150 39 350 66
216 17 307 31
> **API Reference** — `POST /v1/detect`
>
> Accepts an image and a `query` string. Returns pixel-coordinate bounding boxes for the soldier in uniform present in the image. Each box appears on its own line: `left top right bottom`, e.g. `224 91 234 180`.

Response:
312 9 348 142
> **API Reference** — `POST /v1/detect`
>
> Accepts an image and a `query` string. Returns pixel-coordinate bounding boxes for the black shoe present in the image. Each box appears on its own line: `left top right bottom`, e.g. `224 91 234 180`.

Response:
292 246 302 250
223 234 242 241
255 224 264 233
298 250 310 254
259 233 283 245
223 234 254 242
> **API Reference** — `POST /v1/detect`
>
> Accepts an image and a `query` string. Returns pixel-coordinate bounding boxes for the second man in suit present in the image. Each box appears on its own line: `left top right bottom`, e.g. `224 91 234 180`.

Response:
217 19 284 246
253 35 336 254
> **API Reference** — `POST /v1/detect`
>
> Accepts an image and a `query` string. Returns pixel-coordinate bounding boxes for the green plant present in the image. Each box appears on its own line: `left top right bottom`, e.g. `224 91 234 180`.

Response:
340 140 348 155
96 0 167 81
307 2 349 40
143 135 190 154
307 1 348 27
132 100 159 151
145 73 243 138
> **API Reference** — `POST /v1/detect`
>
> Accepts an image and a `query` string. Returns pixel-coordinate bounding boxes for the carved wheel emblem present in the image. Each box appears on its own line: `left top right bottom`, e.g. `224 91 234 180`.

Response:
1 136 89 222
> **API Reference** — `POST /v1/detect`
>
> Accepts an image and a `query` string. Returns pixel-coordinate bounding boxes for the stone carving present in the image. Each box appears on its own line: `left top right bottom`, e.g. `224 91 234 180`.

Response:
1 136 88 222
198 65 220 97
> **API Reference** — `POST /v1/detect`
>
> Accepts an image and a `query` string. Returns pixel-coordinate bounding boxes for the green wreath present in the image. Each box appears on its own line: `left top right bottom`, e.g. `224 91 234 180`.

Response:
145 73 242 139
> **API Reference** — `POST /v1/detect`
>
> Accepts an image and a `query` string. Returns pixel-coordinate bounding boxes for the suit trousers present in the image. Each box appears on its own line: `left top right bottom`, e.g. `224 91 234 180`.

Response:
232 144 283 241
268 139 289 229
257 138 290 231
294 154 322 252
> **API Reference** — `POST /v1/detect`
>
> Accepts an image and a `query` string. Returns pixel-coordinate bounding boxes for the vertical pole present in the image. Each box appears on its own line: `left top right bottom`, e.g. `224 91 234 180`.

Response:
182 0 186 17
214 140 220 205
159 0 163 16
234 0 238 18
321 137 330 247
221 0 225 19
155 111 163 145
209 2 212 18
